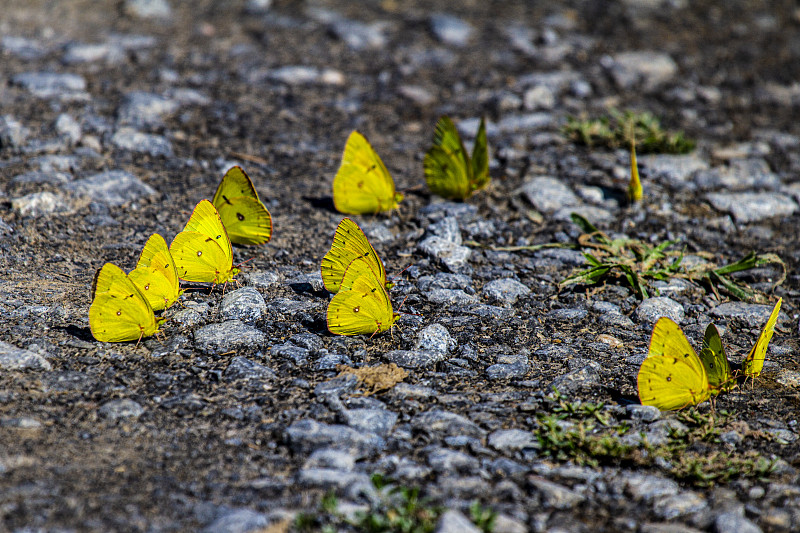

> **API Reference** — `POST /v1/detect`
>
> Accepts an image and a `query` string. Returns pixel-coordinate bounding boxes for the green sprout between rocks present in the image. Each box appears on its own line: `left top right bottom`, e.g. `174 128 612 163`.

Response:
294 474 495 533
559 214 785 301
564 109 695 154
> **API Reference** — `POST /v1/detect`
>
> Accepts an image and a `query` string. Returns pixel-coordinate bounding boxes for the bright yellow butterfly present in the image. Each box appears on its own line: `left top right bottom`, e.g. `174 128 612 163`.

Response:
327 257 399 336
89 263 159 343
212 166 273 245
333 131 403 215
699 323 736 392
637 317 713 411
170 199 240 284
424 116 489 201
321 218 389 293
128 233 184 311
628 142 642 203
742 298 782 380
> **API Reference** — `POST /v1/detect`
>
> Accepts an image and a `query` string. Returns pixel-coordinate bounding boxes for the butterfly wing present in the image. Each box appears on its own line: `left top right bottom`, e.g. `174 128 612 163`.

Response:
743 298 782 378
424 116 471 200
132 233 183 310
213 166 273 246
170 231 238 284
333 131 402 215
648 317 705 377
469 117 490 193
89 263 158 342
182 200 235 266
700 323 734 391
321 218 387 293
637 355 712 411
327 258 398 336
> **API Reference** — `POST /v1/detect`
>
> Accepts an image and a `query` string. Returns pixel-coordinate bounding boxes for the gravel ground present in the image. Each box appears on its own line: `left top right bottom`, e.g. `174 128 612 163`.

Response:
2 1 800 532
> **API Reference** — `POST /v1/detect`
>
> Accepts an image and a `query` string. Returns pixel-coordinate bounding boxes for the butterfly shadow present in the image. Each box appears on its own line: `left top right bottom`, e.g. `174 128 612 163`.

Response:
305 195 337 213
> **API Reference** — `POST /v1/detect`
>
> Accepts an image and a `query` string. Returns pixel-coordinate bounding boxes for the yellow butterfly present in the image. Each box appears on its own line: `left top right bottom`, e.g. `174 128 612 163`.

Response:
327 257 399 336
170 199 240 284
321 218 389 293
89 263 160 343
424 116 489 201
333 131 403 215
699 323 736 392
212 166 273 245
628 142 642 203
741 298 782 380
128 233 184 311
637 317 713 411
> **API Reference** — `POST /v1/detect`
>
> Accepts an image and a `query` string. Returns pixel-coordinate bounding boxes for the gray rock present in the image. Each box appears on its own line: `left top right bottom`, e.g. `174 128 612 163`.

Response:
62 42 120 64
203 508 268 533
414 324 455 355
523 85 556 110
411 409 486 439
488 428 537 452
314 373 358 397
111 128 174 157
427 216 462 245
719 430 744 447
435 509 481 533
428 448 480 474
223 356 276 382
343 409 398 437
244 0 272 14
285 419 384 458
384 349 449 369
625 474 679 502
426 288 479 306
125 0 172 19
553 204 614 224
12 71 87 99
117 92 180 128
0 341 52 371
98 399 145 420
297 467 369 490
0 115 30 149
12 191 71 218
766 428 797 444
653 491 707 520
417 236 472 273
706 192 798 223
492 514 529 533
271 342 310 366
505 24 537 56
64 170 157 206
547 308 588 321
486 353 530 380
550 361 601 394
710 301 782 328
398 85 436 106
288 333 324 352
695 159 780 191
219 287 266 325
482 278 530 305
330 18 387 51
496 113 553 133
303 448 355 471
171 308 204 328
418 202 478 225
641 153 710 186
626 404 661 422
417 273 474 292
245 271 281 289
2 417 43 429
635 297 685 324
267 66 345 86
429 14 473 47
1 36 47 60
55 114 81 144
715 512 762 533
608 51 678 90
521 176 580 213
528 477 586 509
193 320 266 355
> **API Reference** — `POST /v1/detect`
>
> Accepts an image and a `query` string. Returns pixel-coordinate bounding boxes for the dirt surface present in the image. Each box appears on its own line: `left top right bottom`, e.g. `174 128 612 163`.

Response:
2 1 800 532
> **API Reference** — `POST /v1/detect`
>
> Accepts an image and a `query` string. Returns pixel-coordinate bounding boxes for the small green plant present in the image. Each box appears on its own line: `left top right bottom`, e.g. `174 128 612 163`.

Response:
535 414 635 467
559 214 785 302
564 109 695 154
469 501 496 533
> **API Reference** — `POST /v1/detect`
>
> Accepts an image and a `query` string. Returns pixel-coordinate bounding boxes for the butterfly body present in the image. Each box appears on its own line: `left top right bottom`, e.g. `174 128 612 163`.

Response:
424 116 489 201
333 131 402 215
89 263 159 343
327 257 399 336
212 166 272 245
170 200 240 284
321 218 388 293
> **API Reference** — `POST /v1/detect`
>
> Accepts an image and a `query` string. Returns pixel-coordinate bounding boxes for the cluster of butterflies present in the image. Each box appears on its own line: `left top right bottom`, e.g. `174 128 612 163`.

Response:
637 298 782 410
88 115 488 343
